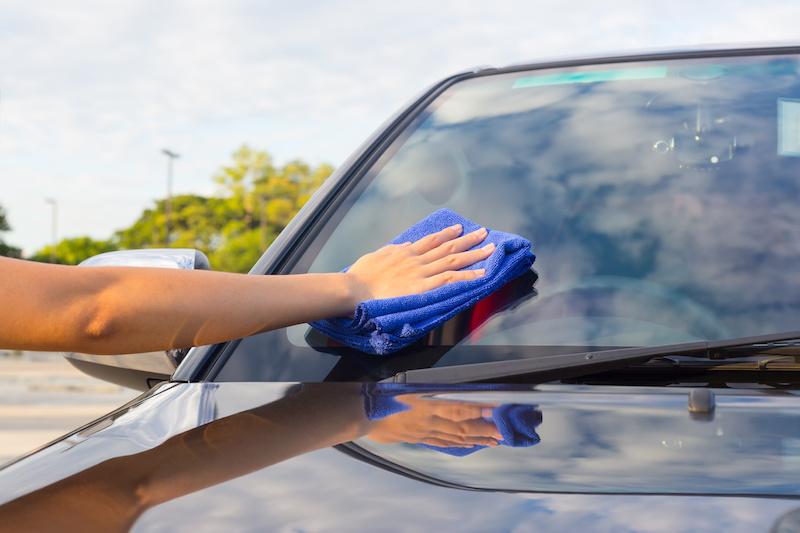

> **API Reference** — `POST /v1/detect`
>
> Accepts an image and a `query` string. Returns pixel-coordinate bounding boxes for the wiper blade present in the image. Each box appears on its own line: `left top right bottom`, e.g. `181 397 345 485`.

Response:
385 330 800 384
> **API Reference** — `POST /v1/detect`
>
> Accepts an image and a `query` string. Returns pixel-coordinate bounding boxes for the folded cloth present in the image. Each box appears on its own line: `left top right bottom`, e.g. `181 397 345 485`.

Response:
362 384 542 457
310 208 535 354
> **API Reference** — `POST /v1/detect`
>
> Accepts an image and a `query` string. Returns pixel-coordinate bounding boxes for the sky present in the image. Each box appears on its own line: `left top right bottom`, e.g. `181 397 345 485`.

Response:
1 0 798 254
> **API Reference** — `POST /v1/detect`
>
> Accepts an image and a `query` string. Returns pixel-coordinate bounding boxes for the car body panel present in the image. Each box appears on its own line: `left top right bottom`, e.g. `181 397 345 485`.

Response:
2 382 799 532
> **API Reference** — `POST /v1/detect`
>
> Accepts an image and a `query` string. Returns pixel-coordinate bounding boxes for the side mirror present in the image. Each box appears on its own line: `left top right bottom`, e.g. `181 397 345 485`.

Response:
63 249 211 391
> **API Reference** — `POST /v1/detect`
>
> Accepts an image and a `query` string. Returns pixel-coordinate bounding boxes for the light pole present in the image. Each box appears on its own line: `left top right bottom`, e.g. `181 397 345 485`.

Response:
161 149 180 246
44 197 57 263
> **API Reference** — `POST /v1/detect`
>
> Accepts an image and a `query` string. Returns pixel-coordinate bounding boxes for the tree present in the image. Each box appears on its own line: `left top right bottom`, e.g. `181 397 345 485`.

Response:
30 236 117 265
0 204 22 258
210 228 265 273
115 194 235 253
27 145 333 273
209 145 333 272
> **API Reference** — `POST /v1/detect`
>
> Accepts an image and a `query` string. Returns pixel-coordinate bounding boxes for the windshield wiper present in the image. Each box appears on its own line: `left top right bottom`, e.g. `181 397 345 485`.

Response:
384 330 800 384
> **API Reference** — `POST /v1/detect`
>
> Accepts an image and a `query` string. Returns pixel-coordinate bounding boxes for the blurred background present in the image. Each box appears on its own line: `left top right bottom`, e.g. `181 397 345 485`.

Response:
1 0 798 463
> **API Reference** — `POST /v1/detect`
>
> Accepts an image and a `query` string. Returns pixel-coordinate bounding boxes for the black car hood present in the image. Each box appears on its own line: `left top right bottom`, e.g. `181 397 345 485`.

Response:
1 382 800 532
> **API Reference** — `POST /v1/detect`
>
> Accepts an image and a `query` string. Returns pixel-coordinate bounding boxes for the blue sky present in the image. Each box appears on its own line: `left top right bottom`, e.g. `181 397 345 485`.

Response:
1 0 798 254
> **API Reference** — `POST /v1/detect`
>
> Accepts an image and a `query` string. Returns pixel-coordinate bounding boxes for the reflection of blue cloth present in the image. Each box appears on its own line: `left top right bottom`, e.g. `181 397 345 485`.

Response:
310 209 535 355
363 384 542 456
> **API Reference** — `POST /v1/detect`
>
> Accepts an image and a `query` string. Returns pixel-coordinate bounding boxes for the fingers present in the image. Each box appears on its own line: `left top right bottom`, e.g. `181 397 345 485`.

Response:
425 431 501 448
419 437 476 448
426 402 486 422
429 402 498 422
423 242 495 276
394 396 493 421
408 224 463 254
429 416 503 442
419 267 486 292
420 227 488 262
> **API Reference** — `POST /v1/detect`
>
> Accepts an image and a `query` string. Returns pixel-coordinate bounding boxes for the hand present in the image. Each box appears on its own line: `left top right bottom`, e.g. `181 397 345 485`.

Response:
346 224 494 304
366 394 502 448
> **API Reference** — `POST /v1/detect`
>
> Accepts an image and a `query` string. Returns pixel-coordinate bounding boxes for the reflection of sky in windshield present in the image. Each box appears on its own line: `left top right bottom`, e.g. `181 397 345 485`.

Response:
305 55 800 348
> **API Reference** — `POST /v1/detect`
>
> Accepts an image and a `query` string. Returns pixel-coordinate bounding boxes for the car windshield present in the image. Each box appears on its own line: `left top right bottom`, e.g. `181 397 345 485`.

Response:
215 52 800 382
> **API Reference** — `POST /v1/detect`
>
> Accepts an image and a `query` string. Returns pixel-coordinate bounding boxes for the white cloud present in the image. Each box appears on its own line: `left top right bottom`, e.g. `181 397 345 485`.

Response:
0 0 798 253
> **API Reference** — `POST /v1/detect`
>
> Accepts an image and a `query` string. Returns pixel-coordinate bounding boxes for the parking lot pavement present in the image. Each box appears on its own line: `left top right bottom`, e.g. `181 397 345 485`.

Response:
0 351 139 466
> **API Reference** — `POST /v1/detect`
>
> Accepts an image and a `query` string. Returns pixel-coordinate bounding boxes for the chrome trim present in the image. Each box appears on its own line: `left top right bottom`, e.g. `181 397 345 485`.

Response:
495 42 800 73
79 248 210 270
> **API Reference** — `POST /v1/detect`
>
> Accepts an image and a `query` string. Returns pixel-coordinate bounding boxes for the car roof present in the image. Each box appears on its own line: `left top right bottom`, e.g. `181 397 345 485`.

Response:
460 41 800 77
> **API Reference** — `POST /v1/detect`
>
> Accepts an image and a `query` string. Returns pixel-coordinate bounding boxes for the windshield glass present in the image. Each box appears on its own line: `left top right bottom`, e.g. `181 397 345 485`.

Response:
216 52 800 382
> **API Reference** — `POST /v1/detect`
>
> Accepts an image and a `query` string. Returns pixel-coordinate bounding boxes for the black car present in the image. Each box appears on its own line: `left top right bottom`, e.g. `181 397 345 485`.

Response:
3 44 800 532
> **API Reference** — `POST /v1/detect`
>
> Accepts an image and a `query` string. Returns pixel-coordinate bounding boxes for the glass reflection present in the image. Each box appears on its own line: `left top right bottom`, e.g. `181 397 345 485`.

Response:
363 384 541 455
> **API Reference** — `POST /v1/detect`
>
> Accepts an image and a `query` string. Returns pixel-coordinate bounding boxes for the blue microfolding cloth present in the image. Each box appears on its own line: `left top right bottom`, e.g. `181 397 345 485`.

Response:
310 208 535 355
362 383 542 456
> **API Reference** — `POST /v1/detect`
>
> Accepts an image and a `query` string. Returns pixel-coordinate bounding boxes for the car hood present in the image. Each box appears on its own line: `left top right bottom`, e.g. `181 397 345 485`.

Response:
1 381 800 532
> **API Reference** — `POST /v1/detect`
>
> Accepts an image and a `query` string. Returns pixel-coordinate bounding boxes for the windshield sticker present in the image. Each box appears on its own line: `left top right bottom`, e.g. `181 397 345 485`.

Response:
512 66 668 89
778 98 800 157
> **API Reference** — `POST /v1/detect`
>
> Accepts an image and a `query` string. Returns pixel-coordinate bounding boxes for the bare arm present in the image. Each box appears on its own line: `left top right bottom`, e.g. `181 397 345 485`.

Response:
1 224 492 354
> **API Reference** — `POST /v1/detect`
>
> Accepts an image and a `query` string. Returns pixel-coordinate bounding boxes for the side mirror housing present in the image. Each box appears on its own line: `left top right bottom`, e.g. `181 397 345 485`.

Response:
64 249 211 391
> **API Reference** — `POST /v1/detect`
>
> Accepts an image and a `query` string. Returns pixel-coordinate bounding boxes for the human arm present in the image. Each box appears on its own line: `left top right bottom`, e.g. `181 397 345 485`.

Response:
1 224 492 354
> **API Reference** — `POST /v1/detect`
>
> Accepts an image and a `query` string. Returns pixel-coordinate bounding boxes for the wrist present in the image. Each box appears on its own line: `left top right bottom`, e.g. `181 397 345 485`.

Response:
340 272 371 313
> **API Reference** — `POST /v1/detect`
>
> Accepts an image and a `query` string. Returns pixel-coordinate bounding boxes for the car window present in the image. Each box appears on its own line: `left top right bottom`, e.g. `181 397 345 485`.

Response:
215 53 800 382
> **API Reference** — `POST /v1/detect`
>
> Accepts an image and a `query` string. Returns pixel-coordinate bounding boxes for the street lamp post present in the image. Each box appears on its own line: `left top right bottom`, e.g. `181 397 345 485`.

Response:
161 149 180 246
44 198 57 263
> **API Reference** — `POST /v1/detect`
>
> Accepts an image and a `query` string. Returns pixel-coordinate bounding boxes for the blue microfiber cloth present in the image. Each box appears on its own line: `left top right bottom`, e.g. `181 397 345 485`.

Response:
362 383 542 456
310 209 535 354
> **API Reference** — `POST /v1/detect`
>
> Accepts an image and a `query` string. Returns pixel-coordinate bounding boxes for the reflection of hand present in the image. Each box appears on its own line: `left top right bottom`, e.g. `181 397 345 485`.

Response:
366 394 502 448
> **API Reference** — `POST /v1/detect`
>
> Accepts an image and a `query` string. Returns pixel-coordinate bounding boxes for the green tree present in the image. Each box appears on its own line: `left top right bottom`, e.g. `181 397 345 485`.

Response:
27 145 332 273
115 194 235 253
211 228 265 273
30 236 117 265
209 145 333 272
0 204 22 258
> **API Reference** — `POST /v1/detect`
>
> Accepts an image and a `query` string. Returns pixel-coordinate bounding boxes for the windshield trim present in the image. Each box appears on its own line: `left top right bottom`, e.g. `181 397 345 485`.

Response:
477 44 800 79
387 331 800 384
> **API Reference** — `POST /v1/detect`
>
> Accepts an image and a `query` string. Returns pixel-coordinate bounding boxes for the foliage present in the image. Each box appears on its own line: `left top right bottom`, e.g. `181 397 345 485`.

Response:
29 145 332 272
0 205 22 258
114 194 234 252
30 236 117 265
206 145 332 272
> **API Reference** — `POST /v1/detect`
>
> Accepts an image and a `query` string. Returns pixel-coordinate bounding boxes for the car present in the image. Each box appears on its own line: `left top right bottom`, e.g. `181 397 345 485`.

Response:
3 44 800 532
